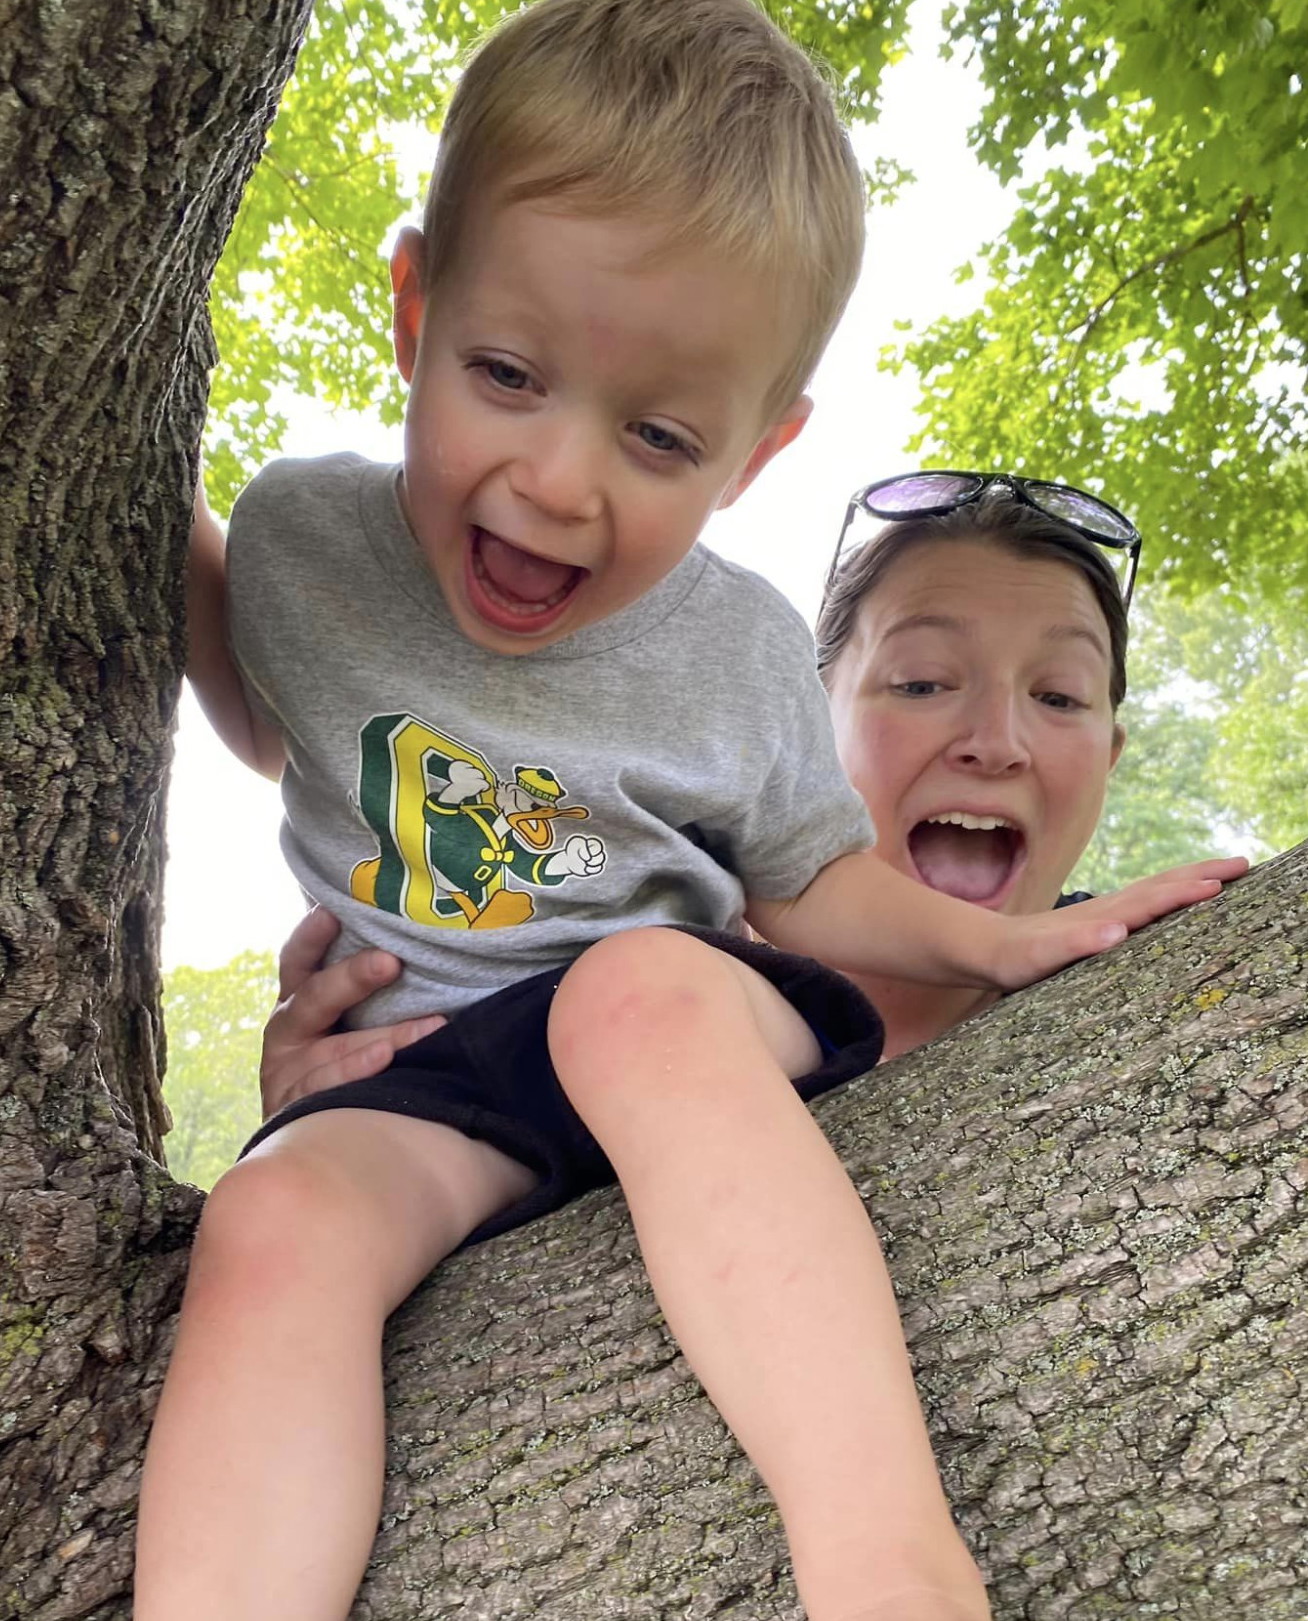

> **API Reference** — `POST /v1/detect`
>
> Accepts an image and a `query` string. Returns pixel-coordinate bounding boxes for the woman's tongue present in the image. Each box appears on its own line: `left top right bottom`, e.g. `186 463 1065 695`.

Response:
477 529 578 606
908 822 1017 903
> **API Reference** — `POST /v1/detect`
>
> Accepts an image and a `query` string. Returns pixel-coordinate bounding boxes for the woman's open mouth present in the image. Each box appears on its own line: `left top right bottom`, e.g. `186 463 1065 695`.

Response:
907 812 1026 905
466 526 586 635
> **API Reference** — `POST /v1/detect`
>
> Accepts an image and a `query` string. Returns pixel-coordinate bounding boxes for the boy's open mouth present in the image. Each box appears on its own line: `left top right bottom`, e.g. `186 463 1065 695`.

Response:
467 526 586 633
907 812 1026 904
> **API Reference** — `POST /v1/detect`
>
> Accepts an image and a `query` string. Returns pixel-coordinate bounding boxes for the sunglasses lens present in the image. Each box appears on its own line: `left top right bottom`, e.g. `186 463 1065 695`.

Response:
1025 482 1135 543
863 472 982 515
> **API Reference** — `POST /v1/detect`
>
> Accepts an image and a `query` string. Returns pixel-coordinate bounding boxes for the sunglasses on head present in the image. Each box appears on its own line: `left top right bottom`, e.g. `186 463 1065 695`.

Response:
827 471 1142 608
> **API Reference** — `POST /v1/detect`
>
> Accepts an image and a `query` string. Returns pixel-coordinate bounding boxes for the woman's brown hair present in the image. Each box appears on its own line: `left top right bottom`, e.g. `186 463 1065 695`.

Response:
815 489 1130 710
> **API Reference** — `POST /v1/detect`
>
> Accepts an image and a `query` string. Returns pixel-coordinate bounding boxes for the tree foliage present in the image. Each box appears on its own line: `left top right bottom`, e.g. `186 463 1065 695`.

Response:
1070 575 1308 893
204 1 455 511
894 0 1308 603
204 0 915 511
1133 585 1308 856
1071 697 1247 895
161 953 277 1189
196 0 1307 879
206 0 1308 595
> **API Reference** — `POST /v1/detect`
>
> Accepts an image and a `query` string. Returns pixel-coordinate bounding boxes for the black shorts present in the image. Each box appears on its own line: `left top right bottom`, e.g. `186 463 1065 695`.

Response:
240 926 883 1248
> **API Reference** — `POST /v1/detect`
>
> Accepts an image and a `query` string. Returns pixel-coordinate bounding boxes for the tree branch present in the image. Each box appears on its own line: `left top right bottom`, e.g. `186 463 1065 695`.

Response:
1070 194 1257 348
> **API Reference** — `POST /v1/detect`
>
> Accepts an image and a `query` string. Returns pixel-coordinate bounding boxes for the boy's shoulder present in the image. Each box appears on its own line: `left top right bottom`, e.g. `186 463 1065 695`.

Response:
233 451 384 520
691 547 817 652
228 455 401 578
659 548 825 724
227 454 402 612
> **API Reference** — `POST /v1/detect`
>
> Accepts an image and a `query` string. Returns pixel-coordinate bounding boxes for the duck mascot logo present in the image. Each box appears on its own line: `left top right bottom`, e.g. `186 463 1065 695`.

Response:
349 714 606 929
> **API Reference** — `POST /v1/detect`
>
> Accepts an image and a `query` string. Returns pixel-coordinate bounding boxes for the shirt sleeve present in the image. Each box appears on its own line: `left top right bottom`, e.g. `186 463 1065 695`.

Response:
226 455 362 736
721 590 875 900
225 460 294 730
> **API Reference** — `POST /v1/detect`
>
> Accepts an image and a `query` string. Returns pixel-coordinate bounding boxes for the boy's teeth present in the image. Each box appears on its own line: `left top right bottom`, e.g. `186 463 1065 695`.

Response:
925 811 1014 831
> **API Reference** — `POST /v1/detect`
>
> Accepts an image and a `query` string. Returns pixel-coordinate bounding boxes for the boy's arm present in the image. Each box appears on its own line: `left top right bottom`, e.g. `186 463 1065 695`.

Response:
187 475 286 781
746 848 1249 993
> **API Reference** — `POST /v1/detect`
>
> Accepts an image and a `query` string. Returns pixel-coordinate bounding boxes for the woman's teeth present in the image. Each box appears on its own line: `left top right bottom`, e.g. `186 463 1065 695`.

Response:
924 812 1015 831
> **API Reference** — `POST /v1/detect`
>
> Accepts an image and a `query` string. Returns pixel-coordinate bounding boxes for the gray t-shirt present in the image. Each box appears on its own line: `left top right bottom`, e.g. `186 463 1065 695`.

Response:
227 454 874 1024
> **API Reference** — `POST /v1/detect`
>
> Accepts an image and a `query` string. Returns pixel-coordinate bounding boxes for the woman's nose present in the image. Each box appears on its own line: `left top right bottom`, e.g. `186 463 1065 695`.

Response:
946 693 1031 775
509 422 604 524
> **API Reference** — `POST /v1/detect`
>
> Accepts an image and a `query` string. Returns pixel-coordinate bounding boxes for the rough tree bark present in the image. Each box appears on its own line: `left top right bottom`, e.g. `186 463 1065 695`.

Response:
346 847 1308 1621
1 4 1305 1619
0 0 310 1613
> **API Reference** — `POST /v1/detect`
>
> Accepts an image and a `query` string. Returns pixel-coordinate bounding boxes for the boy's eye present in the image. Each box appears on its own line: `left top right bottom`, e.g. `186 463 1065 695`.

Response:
634 421 694 459
473 358 532 391
1035 690 1085 711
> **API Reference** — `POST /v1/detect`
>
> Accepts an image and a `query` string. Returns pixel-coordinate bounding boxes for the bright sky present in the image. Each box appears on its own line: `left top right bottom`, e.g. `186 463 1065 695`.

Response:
163 4 1014 971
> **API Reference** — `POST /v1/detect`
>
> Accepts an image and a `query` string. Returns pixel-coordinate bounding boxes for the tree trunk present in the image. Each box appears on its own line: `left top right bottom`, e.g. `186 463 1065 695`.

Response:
1 7 1305 1618
0 1 309 1614
353 842 1308 1621
7 810 1307 1621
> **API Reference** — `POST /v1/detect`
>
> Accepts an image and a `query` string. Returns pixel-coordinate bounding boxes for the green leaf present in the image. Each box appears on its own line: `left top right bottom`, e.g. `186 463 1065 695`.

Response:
162 954 279 1189
203 0 917 510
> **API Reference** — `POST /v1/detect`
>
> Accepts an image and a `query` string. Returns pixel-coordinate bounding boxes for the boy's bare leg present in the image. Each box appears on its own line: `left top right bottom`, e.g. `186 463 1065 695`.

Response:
134 1109 536 1621
549 929 990 1621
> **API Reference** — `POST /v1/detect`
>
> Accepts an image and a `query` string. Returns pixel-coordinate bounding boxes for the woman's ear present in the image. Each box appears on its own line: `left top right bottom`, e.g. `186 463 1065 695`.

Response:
718 395 813 509
1110 722 1127 768
391 226 427 384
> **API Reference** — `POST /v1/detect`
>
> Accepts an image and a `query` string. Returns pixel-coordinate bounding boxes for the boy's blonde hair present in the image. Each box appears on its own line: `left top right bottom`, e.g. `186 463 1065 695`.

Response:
422 0 865 414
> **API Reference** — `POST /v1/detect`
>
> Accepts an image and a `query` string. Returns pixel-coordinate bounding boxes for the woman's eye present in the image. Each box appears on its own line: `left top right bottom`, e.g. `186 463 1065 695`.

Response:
891 680 943 698
635 421 694 459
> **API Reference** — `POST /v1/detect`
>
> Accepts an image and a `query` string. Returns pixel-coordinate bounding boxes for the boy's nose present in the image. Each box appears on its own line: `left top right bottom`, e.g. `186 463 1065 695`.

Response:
509 424 604 525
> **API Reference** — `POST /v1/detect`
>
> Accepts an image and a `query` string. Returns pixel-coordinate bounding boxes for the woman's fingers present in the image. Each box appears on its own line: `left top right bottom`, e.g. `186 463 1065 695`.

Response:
1104 879 1223 931
1156 856 1250 883
276 905 344 1000
1078 857 1248 931
271 945 403 1043
261 1012 448 1116
1123 855 1248 895
262 910 448 1115
262 1027 377 1116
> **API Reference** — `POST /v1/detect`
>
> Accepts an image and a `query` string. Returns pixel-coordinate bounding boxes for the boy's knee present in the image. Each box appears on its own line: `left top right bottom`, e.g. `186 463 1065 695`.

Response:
549 927 730 1089
192 1149 365 1301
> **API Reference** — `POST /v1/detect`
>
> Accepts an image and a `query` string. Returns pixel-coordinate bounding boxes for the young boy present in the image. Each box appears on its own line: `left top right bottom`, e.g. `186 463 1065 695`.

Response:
142 2 1242 1616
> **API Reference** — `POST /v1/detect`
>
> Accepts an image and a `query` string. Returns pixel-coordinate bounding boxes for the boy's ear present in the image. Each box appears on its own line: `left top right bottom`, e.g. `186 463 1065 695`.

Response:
391 226 428 383
1110 721 1126 768
718 395 813 509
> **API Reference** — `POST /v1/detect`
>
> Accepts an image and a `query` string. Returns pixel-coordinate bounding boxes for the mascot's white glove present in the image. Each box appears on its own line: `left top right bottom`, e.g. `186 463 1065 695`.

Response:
546 835 606 878
438 760 490 804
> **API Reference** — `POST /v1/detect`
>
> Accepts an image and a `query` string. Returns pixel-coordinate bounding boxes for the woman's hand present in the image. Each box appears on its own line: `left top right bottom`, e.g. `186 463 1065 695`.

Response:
261 907 447 1119
991 854 1250 991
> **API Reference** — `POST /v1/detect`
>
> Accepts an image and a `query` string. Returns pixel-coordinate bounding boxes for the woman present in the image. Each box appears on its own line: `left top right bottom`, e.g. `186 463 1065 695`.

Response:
815 471 1135 1056
257 472 1227 1107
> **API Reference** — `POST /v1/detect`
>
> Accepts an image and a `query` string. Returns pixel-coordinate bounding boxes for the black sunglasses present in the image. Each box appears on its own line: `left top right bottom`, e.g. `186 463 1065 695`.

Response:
827 471 1142 608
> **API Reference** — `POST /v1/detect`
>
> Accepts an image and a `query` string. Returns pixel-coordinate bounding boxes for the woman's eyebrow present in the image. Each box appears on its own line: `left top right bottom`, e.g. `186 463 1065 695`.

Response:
880 615 1108 662
881 613 966 640
1043 623 1108 660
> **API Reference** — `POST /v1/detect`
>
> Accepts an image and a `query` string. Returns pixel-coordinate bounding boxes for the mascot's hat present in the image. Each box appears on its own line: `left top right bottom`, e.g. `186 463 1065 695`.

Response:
514 765 563 804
